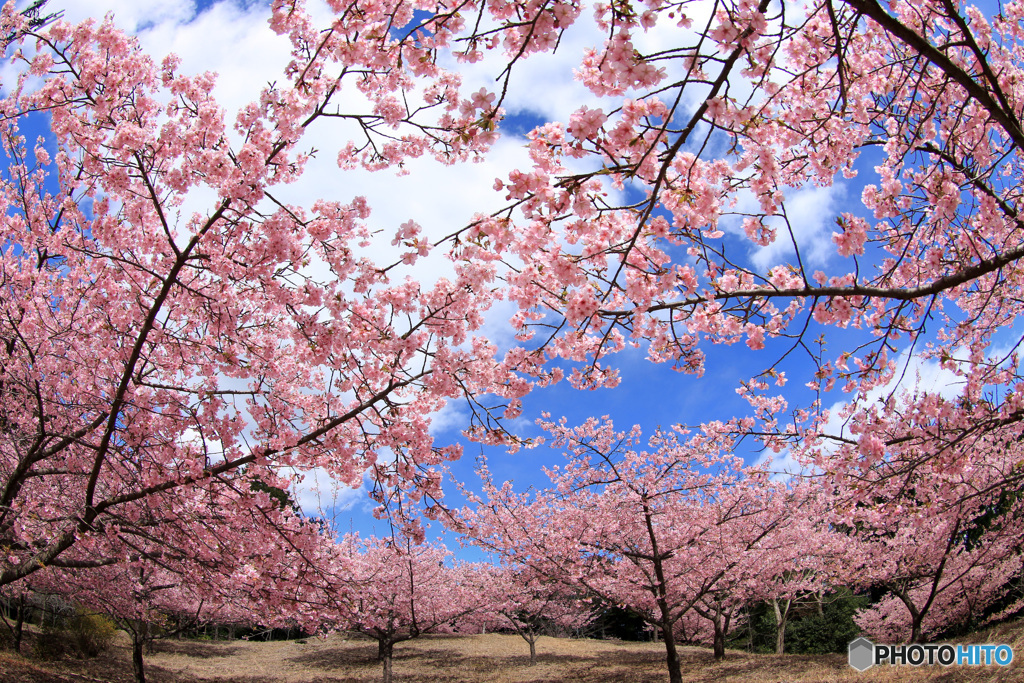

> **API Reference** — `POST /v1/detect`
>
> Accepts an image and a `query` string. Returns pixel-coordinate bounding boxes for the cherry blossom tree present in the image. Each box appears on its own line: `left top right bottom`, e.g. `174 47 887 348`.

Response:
458 417 833 679
479 564 591 665
5 1 1024 673
41 563 225 683
763 574 838 655
0 581 36 653
0 0 536 588
307 534 486 683
16 475 324 683
431 0 1024 485
821 424 1024 644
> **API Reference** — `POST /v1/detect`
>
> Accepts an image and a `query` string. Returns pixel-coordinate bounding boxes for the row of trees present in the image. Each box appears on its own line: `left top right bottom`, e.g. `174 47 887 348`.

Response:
3 0 1024 681
456 417 1024 681
1 526 587 683
7 416 1022 683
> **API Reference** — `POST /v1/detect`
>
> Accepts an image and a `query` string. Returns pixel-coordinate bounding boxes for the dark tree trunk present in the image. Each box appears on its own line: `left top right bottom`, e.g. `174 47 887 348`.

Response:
713 622 726 661
661 619 684 683
712 609 731 662
775 618 787 655
378 639 395 683
641 499 683 683
131 632 147 683
12 593 26 654
703 600 733 662
893 587 926 644
514 624 539 666
911 618 923 644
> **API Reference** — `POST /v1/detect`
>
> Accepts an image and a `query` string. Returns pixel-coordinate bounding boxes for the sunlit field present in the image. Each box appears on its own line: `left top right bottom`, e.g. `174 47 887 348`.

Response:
4 622 1024 683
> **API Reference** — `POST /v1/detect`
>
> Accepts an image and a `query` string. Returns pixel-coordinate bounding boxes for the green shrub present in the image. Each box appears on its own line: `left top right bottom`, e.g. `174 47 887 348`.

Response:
726 602 777 654
69 610 117 658
786 589 868 654
32 609 117 660
727 589 871 655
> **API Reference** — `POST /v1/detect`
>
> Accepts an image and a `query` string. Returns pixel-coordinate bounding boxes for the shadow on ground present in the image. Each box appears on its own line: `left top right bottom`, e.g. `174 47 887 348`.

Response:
291 642 380 671
154 639 245 659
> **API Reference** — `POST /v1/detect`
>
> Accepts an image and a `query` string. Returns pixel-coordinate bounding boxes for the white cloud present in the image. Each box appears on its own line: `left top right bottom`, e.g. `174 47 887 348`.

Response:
59 0 536 271
819 348 966 443
760 349 967 477
438 5 605 124
757 183 845 272
52 0 199 31
721 182 845 273
51 1 294 139
755 447 810 481
286 465 366 519
428 398 470 437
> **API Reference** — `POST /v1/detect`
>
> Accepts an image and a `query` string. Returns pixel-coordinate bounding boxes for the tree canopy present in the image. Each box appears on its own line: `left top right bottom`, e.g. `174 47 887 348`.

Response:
3 0 1024 680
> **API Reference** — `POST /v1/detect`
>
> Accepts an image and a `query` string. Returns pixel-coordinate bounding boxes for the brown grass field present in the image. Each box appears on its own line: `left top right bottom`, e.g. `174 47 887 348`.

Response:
3 621 1024 683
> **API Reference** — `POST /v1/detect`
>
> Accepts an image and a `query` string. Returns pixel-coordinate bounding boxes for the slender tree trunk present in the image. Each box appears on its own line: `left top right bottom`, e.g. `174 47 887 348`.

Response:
713 624 726 661
131 632 147 683
660 619 684 683
642 500 683 683
704 600 733 662
774 620 786 655
12 593 25 654
746 607 752 653
910 618 923 644
712 610 726 662
772 598 791 655
378 639 394 683
893 587 926 644
514 625 539 665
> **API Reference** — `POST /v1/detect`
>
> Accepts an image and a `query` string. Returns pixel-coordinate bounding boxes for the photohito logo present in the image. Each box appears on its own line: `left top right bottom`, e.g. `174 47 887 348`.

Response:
848 637 1014 671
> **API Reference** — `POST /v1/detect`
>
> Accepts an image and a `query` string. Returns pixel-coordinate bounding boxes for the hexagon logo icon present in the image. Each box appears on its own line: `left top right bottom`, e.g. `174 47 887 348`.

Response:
849 637 875 671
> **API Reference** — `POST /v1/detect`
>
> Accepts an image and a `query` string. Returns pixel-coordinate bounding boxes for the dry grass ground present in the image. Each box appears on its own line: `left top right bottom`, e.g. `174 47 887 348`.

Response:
2 626 1023 683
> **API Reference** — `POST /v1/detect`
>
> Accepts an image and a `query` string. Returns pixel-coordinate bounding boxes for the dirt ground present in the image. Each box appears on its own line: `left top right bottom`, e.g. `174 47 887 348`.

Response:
2 628 1023 683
